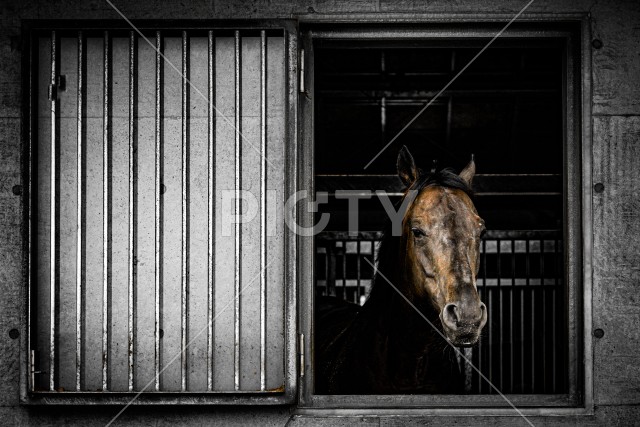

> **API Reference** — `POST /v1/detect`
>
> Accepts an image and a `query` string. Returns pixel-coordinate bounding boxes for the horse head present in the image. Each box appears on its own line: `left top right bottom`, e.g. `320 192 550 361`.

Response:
397 146 487 347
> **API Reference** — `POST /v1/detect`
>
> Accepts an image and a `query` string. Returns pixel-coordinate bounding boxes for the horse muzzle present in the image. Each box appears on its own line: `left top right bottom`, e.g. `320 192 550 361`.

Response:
440 301 487 347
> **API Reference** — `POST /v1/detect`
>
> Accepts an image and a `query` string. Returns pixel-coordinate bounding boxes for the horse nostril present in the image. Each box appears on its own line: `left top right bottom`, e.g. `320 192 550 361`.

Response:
442 303 459 331
478 302 488 329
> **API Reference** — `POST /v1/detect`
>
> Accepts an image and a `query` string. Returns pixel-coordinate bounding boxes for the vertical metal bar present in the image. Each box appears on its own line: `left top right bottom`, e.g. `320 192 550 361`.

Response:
49 30 58 393
102 30 111 392
541 238 546 286
28 32 34 393
526 238 532 392
379 52 385 139
206 30 215 393
552 239 558 392
325 244 331 296
476 246 482 393
259 30 267 392
127 30 136 393
356 240 361 303
154 30 162 392
483 239 489 393
445 51 455 146
509 240 514 393
540 237 548 393
520 271 525 393
380 97 386 142
445 97 453 147
76 30 85 392
496 238 502 391
233 29 241 392
180 30 189 393
371 239 376 297
526 239 530 286
342 243 347 299
530 239 535 392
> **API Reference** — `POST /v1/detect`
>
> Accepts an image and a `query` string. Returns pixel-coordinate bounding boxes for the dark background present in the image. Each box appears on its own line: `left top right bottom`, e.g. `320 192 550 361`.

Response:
314 40 564 232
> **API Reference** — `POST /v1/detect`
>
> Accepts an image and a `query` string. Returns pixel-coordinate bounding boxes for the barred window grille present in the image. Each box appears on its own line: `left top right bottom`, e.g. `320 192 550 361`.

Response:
28 25 296 401
314 230 566 395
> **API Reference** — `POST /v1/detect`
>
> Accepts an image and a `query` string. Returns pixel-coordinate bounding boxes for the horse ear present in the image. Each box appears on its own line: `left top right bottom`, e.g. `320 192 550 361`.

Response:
459 155 476 187
397 145 418 187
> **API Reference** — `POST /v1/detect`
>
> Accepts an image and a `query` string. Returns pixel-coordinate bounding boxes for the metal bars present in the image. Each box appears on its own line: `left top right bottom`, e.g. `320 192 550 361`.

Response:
315 230 566 394
154 30 162 392
181 30 189 393
32 28 288 396
75 31 84 392
476 232 565 394
259 30 268 392
206 30 215 393
49 30 58 392
315 232 380 302
27 31 34 394
127 30 136 392
541 237 547 393
102 30 111 392
233 29 242 392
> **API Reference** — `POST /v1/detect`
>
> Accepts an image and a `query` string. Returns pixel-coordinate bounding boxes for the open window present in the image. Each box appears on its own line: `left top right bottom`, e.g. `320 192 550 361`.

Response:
299 21 586 409
23 21 298 404
22 18 591 412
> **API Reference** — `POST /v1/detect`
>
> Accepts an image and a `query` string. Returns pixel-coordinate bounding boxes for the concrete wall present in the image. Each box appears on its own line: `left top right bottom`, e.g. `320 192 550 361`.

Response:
1 0 638 425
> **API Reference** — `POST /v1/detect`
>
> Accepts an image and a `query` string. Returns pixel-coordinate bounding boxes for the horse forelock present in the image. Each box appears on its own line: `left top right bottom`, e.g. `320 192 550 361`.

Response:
411 168 473 199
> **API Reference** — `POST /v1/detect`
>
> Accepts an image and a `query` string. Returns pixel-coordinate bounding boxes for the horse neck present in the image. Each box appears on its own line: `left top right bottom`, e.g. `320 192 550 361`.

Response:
366 234 442 351
357 230 463 392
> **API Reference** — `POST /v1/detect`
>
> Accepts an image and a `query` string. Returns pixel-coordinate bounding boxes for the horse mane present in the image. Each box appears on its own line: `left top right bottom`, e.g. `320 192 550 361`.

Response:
365 168 473 307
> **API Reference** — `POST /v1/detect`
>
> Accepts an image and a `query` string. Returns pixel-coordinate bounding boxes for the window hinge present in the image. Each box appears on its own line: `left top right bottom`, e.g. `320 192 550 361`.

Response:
30 350 41 391
299 49 305 93
48 76 66 101
299 333 305 377
30 349 47 391
48 84 57 101
30 350 35 391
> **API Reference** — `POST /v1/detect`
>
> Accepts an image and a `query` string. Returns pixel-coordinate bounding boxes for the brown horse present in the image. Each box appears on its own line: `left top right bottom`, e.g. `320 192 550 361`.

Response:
316 146 487 394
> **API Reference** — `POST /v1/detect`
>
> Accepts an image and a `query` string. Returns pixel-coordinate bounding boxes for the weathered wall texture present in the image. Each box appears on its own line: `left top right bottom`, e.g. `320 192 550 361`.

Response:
1 0 639 425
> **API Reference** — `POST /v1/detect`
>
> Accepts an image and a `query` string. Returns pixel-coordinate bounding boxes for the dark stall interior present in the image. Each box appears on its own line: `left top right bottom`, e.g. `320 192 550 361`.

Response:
313 39 567 394
314 39 564 231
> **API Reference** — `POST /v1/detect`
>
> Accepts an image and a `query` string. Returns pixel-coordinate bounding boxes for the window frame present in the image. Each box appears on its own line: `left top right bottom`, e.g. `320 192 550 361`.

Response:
20 19 300 405
296 14 593 415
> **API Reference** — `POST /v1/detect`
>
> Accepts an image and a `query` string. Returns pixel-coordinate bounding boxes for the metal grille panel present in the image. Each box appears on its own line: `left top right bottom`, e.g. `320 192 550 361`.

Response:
315 230 566 394
32 29 288 394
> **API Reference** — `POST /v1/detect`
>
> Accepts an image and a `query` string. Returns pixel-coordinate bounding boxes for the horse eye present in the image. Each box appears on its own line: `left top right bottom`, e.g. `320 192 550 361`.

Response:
411 227 427 238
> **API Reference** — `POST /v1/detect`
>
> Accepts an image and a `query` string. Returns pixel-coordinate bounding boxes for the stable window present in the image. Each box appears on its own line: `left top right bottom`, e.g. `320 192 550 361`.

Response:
298 22 586 409
24 21 298 404
22 18 591 412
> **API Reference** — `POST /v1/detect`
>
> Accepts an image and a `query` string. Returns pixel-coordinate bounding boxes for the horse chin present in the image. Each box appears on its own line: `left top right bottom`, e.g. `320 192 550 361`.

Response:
444 328 481 348
452 335 479 348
